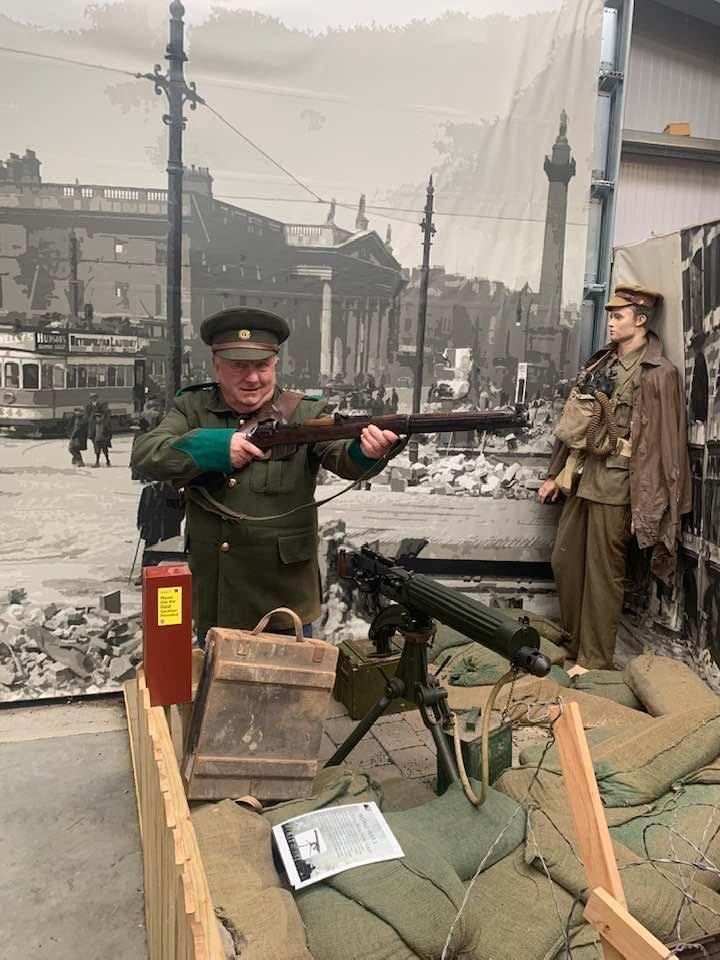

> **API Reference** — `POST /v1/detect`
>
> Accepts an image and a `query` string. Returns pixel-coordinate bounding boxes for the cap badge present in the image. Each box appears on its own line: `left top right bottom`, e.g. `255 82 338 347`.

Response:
238 329 251 340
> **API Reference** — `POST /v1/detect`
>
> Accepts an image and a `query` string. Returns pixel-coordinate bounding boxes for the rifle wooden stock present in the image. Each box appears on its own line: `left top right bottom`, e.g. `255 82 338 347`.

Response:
249 409 524 450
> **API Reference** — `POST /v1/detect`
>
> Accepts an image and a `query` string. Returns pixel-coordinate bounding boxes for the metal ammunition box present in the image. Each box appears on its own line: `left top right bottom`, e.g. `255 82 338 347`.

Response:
436 709 513 795
332 635 413 720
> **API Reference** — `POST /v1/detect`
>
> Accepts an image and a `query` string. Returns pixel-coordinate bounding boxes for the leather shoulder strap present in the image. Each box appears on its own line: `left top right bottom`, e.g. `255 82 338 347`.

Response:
275 389 307 423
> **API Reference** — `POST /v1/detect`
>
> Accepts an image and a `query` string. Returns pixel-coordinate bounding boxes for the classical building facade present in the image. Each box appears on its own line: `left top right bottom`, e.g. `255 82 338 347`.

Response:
186 174 404 386
0 151 405 390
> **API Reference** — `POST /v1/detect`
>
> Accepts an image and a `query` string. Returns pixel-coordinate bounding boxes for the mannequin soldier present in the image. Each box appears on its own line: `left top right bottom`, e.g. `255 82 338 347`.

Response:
131 307 399 641
538 284 691 670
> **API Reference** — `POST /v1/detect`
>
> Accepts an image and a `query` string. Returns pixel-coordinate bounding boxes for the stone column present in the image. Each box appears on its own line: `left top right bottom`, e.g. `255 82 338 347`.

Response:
320 280 333 380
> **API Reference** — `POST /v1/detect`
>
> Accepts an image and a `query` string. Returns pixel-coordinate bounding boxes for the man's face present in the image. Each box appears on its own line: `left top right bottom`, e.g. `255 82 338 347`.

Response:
212 354 278 412
607 305 646 344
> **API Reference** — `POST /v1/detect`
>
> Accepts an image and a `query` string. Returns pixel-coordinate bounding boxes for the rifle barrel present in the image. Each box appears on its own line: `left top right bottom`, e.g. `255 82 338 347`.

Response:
252 410 522 449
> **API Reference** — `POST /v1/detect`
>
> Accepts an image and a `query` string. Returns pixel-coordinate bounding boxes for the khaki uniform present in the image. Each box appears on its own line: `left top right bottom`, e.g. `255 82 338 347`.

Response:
551 347 643 670
131 383 388 635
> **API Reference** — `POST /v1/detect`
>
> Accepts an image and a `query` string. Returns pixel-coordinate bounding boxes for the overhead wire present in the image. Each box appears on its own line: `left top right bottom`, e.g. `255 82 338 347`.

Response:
0 44 586 230
0 43 139 78
202 101 325 204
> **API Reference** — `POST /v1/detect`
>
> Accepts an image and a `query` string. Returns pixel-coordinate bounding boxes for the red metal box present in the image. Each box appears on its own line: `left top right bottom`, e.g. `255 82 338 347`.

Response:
142 564 192 707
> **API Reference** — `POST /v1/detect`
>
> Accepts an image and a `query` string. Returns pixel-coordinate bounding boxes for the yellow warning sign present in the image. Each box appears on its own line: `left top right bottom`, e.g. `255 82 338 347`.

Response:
158 586 182 627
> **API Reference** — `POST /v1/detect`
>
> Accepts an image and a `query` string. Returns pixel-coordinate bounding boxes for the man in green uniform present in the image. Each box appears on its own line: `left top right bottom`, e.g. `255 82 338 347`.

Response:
538 284 690 670
131 307 399 640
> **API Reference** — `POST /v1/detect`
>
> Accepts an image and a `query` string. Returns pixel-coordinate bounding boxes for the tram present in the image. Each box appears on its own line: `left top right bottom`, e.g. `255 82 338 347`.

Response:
0 326 146 437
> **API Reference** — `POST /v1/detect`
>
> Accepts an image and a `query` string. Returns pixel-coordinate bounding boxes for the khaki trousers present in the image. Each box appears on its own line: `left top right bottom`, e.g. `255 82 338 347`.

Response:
550 495 632 670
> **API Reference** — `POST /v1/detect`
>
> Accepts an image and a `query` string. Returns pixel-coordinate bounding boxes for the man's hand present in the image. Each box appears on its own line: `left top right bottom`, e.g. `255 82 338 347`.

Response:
230 432 266 470
538 477 561 504
360 424 399 460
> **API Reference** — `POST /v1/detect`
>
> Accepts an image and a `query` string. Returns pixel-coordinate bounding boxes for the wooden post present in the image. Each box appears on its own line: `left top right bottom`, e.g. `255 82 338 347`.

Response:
554 700 626 960
554 701 678 960
585 889 678 960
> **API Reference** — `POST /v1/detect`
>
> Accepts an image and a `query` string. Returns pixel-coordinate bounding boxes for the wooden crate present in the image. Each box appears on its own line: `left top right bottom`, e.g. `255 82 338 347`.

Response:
124 668 224 960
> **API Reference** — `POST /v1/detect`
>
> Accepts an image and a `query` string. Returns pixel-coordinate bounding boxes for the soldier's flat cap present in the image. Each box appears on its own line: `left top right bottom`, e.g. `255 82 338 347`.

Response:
200 306 290 361
605 283 663 311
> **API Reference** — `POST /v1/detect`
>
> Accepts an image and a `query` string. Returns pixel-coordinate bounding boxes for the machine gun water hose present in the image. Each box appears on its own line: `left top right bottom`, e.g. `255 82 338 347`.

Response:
451 668 515 807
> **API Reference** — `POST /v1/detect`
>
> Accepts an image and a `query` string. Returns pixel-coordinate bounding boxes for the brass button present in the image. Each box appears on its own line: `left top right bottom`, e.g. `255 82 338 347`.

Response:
227 477 237 488
237 419 245 427
220 541 230 553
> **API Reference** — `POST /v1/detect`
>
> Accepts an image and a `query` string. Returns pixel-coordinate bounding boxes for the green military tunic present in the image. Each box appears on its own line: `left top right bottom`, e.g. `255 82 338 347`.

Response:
131 383 388 634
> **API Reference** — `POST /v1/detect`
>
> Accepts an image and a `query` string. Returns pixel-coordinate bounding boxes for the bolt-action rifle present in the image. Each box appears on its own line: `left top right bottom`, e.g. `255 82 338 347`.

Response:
242 407 525 452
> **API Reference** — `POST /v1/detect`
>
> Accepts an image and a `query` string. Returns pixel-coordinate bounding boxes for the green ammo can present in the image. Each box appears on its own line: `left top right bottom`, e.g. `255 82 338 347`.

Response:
333 635 413 720
436 707 513 795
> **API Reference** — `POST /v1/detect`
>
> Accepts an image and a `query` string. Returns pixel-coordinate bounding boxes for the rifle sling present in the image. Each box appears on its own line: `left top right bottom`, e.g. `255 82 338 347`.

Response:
185 436 409 524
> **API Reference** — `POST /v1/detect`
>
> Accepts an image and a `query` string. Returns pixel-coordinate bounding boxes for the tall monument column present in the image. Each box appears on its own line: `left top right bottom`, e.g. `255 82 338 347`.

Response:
538 110 576 328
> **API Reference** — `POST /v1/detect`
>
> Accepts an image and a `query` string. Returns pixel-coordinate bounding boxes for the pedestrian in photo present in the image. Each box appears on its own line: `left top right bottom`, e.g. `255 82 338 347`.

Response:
68 407 88 467
89 401 113 467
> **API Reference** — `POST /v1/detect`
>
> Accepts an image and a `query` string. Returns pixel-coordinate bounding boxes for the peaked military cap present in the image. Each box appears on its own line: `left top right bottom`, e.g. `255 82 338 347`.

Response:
605 283 663 312
200 306 290 361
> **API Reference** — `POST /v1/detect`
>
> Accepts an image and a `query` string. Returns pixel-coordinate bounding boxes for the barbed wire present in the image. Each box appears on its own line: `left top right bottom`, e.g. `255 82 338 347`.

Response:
440 697 565 960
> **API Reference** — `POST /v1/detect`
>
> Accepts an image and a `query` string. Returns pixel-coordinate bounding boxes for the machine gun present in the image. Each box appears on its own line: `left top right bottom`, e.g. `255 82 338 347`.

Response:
243 407 525 453
326 546 551 787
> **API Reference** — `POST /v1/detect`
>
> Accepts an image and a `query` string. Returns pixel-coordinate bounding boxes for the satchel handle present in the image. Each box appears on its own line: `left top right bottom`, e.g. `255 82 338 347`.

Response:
251 606 304 642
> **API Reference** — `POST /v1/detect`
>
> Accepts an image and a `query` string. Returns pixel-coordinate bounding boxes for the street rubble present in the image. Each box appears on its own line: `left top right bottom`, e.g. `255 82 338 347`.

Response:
0 589 142 701
318 416 556 499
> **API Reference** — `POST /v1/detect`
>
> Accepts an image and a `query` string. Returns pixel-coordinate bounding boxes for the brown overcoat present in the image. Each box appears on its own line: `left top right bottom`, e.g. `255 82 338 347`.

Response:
548 331 691 585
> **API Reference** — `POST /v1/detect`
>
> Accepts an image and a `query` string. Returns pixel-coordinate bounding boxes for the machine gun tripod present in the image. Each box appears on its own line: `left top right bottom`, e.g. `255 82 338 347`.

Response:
325 603 461 782
325 547 552 787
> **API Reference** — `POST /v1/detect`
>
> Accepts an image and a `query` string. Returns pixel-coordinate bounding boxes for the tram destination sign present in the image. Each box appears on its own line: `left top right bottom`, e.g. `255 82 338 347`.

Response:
68 332 139 354
0 329 35 350
35 330 68 353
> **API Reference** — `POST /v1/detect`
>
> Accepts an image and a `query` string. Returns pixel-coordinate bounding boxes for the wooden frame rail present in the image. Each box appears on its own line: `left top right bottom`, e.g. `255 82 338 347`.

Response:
554 702 678 960
124 669 224 960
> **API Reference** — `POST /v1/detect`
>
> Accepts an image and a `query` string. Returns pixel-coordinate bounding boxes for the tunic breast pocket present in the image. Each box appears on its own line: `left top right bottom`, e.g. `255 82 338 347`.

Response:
613 401 632 431
249 451 305 495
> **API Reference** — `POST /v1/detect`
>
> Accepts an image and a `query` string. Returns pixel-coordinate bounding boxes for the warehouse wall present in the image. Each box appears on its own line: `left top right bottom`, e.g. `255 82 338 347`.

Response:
614 0 720 248
624 0 720 139
615 156 720 247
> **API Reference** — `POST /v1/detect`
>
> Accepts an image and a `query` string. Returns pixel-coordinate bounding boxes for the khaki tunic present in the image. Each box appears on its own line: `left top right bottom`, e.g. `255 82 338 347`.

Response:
130 384 390 634
576 345 644 505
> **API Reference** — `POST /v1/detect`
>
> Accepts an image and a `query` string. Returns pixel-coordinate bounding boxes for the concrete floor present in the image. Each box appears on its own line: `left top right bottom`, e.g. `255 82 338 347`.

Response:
0 698 146 960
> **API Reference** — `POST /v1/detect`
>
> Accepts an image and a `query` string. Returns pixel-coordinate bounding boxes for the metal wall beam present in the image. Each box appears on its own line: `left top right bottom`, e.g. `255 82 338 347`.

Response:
583 0 635 353
623 129 720 164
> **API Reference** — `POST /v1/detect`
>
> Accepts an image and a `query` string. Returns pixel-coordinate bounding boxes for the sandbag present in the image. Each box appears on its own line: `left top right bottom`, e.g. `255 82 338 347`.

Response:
386 780 526 881
297 883 420 960
448 649 571 688
572 669 644 710
293 779 525 960
519 725 619 770
263 764 382 827
495 767 720 947
457 846 592 960
516 704 720 808
295 826 471 960
192 800 313 960
440 671 652 730
624 653 718 717
504 608 566 647
611 783 720 890
591 703 720 807
430 619 565 665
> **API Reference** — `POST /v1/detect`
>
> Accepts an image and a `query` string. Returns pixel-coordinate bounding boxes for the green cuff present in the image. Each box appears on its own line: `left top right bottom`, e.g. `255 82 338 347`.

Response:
172 428 234 473
348 437 380 471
